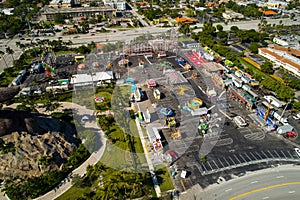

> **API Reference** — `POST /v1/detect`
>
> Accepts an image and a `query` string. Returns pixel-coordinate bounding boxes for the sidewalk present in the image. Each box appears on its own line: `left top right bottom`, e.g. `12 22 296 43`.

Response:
135 118 161 197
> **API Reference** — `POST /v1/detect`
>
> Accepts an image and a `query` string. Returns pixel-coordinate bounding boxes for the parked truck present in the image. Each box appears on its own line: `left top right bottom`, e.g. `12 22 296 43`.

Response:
277 124 294 134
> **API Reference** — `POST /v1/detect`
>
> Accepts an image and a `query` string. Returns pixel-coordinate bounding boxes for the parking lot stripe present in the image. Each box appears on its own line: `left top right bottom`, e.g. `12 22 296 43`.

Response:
218 158 225 168
239 154 247 163
234 155 242 164
244 153 252 161
255 152 263 160
212 160 219 169
287 150 294 159
228 156 236 165
249 152 258 160
261 151 269 158
207 161 214 170
274 150 281 158
223 157 231 166
280 150 287 159
201 163 208 172
267 150 275 159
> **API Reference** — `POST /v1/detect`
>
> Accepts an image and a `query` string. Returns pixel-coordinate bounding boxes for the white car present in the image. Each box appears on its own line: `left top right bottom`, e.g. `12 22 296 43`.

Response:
292 113 300 120
295 148 300 157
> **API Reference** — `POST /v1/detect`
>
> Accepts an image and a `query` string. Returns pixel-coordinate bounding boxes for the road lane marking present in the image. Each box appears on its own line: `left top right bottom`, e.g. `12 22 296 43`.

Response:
229 182 300 200
276 176 284 179
262 197 269 199
225 188 232 192
288 191 295 194
251 181 258 184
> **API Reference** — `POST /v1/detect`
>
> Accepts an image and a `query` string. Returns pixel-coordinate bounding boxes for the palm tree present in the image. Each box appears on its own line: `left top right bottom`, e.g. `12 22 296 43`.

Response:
6 46 14 62
0 50 8 68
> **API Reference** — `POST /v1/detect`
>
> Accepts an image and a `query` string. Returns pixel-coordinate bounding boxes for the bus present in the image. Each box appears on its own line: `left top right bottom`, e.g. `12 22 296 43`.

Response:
74 55 85 63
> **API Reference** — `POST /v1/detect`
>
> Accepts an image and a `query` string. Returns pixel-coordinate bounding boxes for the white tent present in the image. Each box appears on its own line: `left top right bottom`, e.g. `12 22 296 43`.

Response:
71 71 114 86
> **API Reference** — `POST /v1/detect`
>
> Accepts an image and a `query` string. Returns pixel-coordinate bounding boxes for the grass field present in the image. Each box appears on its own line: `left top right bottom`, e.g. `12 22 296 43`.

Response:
55 50 76 55
55 185 89 200
100 142 128 169
155 164 174 192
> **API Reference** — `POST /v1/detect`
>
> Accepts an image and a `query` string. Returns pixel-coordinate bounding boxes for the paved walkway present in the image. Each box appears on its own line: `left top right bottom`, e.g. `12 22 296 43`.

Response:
1 102 107 200
34 102 107 200
135 118 161 197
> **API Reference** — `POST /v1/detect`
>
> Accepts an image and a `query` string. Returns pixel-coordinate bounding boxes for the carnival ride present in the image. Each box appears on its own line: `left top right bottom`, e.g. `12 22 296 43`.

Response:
198 119 207 136
187 97 203 110
153 139 163 152
171 129 181 140
143 108 151 123
206 87 217 98
166 116 176 129
153 89 161 100
130 85 143 102
118 58 129 67
126 77 135 85
146 79 157 88
138 111 143 122
159 106 173 117
43 62 55 78
106 62 113 70
177 58 192 71
95 96 105 103
191 72 198 79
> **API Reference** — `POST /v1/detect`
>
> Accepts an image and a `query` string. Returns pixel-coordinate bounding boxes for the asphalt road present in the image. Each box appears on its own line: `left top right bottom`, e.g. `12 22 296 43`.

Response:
193 16 300 31
180 164 300 200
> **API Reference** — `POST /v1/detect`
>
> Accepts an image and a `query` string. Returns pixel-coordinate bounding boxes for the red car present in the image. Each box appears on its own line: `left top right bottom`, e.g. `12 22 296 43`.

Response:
91 33 95 36
286 131 296 138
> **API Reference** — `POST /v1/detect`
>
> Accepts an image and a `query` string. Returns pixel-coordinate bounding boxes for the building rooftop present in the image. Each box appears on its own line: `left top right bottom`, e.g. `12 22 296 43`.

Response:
42 5 115 13
259 48 300 71
273 46 300 57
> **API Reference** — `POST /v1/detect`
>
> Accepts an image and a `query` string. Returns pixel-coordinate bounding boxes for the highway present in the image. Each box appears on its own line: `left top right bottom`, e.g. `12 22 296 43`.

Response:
194 16 300 31
180 164 300 200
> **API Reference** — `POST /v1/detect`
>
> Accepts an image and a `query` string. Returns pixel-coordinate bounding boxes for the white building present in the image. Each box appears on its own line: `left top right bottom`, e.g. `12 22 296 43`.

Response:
103 0 126 10
258 48 300 77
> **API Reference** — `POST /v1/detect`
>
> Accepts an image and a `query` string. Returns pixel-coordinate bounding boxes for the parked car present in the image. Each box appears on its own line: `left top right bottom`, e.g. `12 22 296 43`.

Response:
292 113 300 120
34 88 42 95
295 148 300 157
286 131 297 138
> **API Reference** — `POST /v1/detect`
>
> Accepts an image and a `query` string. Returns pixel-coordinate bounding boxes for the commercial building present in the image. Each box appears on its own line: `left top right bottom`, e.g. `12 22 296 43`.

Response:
258 47 300 77
41 6 116 21
222 10 244 20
